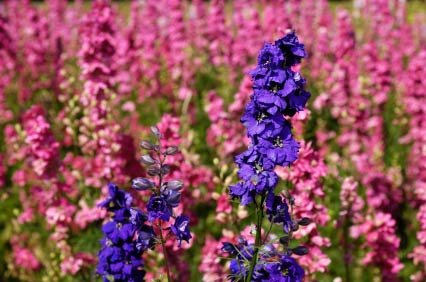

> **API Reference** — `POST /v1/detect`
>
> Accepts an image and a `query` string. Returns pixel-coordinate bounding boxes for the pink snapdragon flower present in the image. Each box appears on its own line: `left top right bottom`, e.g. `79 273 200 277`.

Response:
12 246 41 271
22 105 60 179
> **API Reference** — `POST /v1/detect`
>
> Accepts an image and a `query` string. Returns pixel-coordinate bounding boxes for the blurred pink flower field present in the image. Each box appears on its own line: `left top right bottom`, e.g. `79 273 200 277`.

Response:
0 0 425 281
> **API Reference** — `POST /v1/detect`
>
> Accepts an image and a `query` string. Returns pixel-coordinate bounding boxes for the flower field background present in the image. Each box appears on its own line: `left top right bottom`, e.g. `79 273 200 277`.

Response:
0 0 425 281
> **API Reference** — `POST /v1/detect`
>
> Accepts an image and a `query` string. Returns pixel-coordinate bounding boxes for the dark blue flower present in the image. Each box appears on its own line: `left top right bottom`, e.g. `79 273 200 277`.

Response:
265 193 293 233
258 125 300 167
97 184 147 282
257 43 284 69
283 88 311 117
97 238 146 282
234 146 278 194
171 215 192 246
136 225 156 252
275 31 306 66
229 181 255 205
102 221 137 244
241 101 285 140
251 43 285 87
253 89 287 115
147 195 172 222
229 259 248 281
279 255 305 281
99 183 133 211
224 238 257 281
228 31 308 282
129 208 147 226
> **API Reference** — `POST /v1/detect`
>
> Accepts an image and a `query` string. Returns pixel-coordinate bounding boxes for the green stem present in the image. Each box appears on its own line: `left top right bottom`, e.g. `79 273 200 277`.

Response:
246 195 266 282
159 223 172 282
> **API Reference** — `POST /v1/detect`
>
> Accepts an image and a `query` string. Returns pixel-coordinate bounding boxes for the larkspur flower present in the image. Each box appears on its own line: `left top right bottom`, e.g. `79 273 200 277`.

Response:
275 31 307 67
235 146 279 194
99 183 133 211
226 31 309 282
241 101 285 140
171 215 192 246
147 195 172 222
97 183 149 282
265 193 293 233
101 124 193 281
258 125 300 167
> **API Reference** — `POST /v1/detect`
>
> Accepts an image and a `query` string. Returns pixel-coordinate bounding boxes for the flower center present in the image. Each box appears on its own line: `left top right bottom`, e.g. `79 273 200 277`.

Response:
273 136 283 148
254 162 263 173
256 112 267 123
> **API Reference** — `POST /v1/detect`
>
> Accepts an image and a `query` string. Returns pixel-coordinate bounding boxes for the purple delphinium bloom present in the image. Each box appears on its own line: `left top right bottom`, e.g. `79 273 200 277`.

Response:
279 255 305 281
266 193 293 233
235 146 279 194
227 31 308 281
241 101 285 140
136 225 156 252
97 183 149 282
99 183 133 211
147 195 172 222
171 215 192 246
253 89 288 115
282 89 311 117
255 255 304 282
225 241 304 282
229 181 255 205
102 220 137 244
250 43 285 87
275 31 307 67
258 125 300 167
98 124 192 281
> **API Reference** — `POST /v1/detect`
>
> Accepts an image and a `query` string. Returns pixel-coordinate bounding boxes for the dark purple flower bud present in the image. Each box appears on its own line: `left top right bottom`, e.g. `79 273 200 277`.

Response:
147 165 161 176
292 246 309 256
136 225 156 251
140 154 156 165
131 178 154 191
150 126 161 138
292 221 299 232
161 164 171 175
163 188 181 207
166 180 183 191
279 236 290 245
222 242 239 255
298 217 312 226
164 146 178 155
140 140 155 150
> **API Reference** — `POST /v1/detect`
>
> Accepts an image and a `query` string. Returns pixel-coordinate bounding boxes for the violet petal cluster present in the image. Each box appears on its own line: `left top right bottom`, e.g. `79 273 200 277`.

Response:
225 31 310 282
97 183 153 282
138 126 192 246
230 32 309 207
97 126 192 281
225 238 304 282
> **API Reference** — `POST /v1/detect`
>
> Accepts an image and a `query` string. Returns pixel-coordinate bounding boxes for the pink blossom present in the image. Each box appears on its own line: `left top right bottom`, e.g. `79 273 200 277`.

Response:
12 246 41 271
22 105 60 179
351 212 403 281
278 142 331 277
